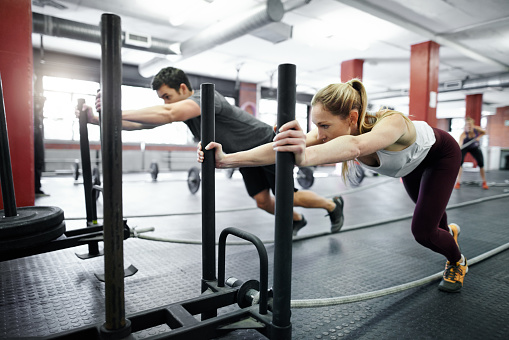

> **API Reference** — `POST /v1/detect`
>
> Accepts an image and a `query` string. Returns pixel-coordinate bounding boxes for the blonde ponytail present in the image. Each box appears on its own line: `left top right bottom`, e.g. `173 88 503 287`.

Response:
312 79 410 183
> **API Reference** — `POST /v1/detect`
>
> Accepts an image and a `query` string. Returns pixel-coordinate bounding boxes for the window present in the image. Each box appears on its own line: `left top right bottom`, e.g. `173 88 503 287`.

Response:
259 98 310 132
42 76 194 145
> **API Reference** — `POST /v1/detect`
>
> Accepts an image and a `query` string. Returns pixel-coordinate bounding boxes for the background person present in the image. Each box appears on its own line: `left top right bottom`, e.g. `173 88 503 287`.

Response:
454 117 488 190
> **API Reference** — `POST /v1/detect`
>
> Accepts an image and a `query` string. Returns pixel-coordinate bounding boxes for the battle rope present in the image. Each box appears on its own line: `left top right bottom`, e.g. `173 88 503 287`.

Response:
134 192 509 245
290 241 509 308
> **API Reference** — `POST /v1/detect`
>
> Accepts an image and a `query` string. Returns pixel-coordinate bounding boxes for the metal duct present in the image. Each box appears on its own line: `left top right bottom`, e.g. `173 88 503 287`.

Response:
369 73 509 101
32 13 178 55
284 0 313 12
440 72 509 92
178 0 285 58
139 0 313 77
32 0 314 78
334 0 509 71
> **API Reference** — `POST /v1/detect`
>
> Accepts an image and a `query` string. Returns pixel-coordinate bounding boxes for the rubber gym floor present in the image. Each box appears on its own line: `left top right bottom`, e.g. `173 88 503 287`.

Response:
1 166 508 339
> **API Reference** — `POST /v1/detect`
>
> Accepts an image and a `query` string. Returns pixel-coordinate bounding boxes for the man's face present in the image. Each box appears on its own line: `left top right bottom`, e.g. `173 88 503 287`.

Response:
156 84 189 104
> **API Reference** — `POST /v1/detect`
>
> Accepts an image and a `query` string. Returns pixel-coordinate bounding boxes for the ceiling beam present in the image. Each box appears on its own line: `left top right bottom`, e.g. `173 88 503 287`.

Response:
335 0 509 71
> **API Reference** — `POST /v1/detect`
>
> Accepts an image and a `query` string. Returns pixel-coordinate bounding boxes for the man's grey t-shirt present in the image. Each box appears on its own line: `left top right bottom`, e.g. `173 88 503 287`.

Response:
185 90 274 154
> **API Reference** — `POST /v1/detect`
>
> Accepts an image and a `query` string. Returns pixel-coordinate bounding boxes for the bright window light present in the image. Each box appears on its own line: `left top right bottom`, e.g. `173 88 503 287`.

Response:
42 76 193 145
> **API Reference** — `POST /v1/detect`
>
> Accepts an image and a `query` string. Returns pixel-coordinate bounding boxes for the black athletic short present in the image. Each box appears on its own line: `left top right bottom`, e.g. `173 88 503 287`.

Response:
238 165 297 197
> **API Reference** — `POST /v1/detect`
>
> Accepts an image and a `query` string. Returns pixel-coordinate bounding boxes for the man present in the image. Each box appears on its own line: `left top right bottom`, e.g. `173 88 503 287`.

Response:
94 67 344 235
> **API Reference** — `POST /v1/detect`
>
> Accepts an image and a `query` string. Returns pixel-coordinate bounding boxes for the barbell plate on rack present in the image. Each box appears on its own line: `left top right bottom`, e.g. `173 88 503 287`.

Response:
0 221 66 252
0 206 64 238
187 166 201 194
296 167 314 189
150 162 159 181
73 161 80 180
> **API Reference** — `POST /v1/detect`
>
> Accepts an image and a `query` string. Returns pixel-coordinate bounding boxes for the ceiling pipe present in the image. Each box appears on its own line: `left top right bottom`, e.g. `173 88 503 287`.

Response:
32 1 314 78
32 13 178 55
178 0 284 58
139 0 313 77
368 72 509 100
176 0 313 58
446 72 509 92
335 0 509 71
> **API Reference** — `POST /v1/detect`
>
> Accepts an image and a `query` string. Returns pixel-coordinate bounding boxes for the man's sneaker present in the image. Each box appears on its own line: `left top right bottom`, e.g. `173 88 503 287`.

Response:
454 182 460 189
292 215 307 236
482 181 489 190
328 196 344 233
448 223 461 250
438 256 468 293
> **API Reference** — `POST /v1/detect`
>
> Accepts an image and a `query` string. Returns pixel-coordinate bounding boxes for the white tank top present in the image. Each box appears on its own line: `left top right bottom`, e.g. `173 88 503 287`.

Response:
358 121 436 178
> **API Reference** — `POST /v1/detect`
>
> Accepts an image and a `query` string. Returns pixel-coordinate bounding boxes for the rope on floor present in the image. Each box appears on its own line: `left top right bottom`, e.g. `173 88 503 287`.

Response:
326 177 395 197
134 192 509 246
290 241 509 308
132 194 509 306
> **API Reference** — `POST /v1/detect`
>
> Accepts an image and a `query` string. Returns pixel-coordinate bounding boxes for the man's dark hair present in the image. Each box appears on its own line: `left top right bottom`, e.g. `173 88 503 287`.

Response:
151 67 193 92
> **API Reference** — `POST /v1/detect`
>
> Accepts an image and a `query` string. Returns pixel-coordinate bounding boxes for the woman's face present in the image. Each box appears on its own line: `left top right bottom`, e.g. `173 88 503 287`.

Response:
311 103 356 143
465 121 474 132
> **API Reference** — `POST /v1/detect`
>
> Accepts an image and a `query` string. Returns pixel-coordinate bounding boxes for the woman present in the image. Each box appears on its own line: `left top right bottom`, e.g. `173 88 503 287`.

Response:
454 117 489 189
198 79 467 293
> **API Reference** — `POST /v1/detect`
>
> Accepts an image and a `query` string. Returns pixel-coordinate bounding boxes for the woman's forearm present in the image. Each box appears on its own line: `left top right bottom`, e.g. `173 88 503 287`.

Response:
302 135 360 167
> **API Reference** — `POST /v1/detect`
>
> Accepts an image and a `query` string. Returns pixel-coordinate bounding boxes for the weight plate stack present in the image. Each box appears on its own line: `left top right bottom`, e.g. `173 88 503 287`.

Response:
0 206 66 252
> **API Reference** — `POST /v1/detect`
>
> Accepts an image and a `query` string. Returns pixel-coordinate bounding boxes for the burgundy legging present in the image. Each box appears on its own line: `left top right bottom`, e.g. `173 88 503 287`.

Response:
401 128 462 263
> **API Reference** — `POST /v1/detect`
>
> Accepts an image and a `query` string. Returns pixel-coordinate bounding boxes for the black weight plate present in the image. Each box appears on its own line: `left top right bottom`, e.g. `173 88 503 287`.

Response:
0 206 64 238
297 167 314 189
0 221 66 252
150 162 159 181
92 167 101 186
188 167 201 194
73 162 80 180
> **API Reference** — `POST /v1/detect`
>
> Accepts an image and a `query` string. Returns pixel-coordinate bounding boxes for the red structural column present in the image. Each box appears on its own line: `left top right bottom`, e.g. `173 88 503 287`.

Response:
0 0 34 208
465 93 483 124
238 82 257 116
340 59 364 82
409 41 440 127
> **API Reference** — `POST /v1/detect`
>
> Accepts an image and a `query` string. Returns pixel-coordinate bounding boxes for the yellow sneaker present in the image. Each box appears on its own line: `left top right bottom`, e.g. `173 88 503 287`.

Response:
438 256 468 292
448 223 461 249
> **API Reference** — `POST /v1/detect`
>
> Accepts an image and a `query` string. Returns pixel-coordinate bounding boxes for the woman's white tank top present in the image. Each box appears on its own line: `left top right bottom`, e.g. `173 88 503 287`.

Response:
358 121 436 178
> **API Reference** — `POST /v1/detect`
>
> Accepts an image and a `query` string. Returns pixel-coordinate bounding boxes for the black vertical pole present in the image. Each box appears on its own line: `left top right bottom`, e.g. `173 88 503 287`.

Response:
270 63 296 340
99 13 131 338
0 75 17 217
77 99 94 225
77 99 100 258
200 83 217 320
